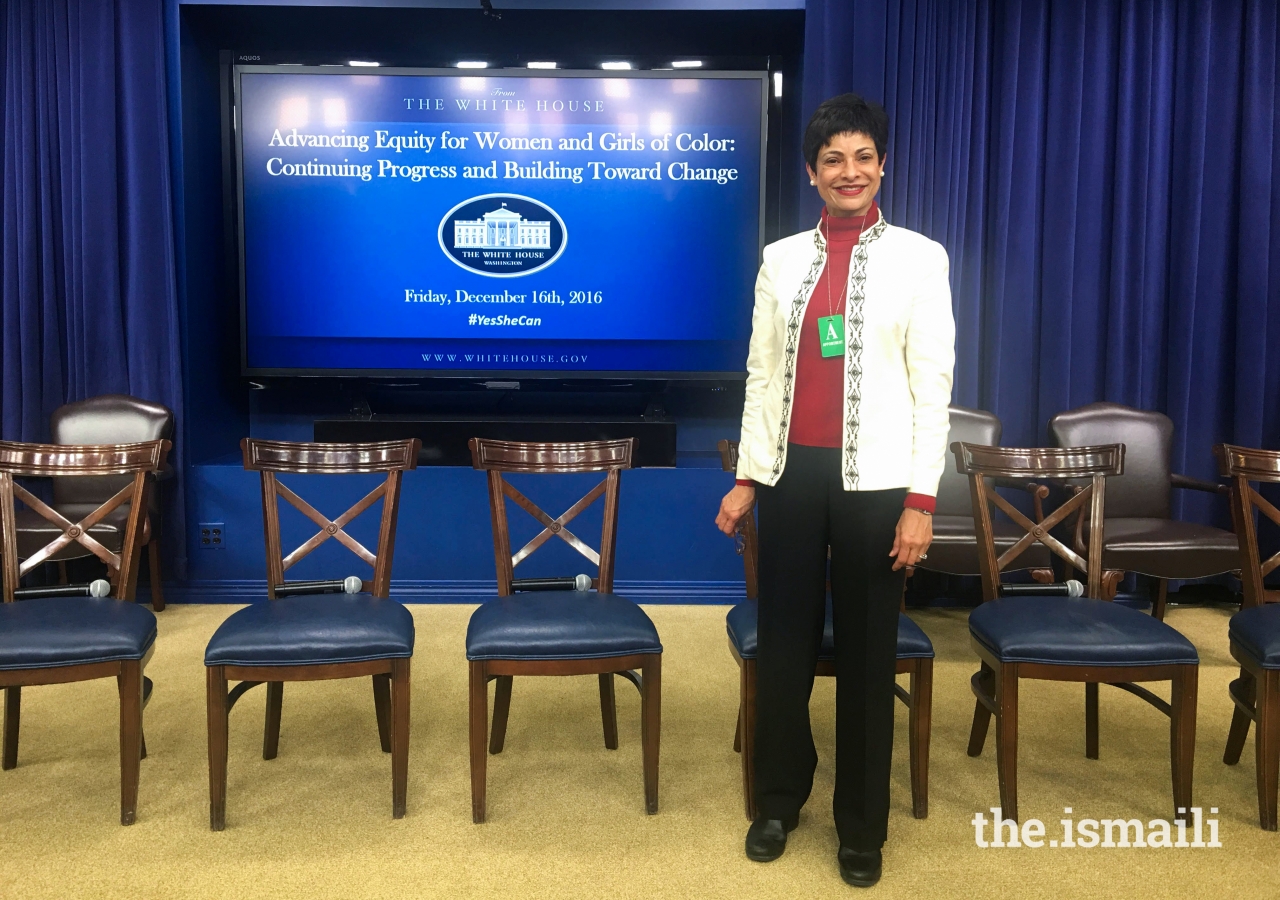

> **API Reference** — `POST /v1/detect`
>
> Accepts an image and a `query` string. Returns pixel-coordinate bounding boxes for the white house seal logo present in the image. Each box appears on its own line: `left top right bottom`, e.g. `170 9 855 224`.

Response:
438 193 567 278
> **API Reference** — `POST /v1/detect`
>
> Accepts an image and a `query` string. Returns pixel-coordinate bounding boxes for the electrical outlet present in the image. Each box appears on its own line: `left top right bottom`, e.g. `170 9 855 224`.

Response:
199 522 225 550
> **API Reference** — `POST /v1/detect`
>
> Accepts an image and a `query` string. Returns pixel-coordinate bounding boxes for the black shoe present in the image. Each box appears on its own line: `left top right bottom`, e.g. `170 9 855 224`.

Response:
744 814 799 862
838 847 882 887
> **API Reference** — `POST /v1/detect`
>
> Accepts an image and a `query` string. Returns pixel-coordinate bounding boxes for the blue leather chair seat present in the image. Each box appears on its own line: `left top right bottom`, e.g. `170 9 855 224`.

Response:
725 599 934 661
204 595 414 667
466 592 662 661
896 614 934 659
969 596 1199 667
0 597 156 670
1230 605 1280 670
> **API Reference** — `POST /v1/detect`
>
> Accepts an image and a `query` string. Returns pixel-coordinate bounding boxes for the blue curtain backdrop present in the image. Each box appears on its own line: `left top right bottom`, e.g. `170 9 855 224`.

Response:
802 0 1279 528
1 0 185 572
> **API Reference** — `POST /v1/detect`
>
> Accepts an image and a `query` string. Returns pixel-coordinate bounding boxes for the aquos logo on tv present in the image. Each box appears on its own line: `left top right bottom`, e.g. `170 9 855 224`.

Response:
438 193 568 278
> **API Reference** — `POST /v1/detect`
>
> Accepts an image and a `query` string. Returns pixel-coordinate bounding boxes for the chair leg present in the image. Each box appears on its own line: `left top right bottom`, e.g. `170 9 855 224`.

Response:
640 655 662 815
1103 570 1125 600
146 538 165 612
263 681 283 760
1151 577 1168 621
967 663 994 757
373 674 392 753
118 661 144 825
1225 669 1255 765
390 659 410 819
994 663 1019 823
1085 682 1100 759
489 675 513 755
206 667 229 831
909 659 933 819
57 561 69 585
469 661 489 824
139 677 152 762
740 658 757 820
598 673 619 750
1255 669 1279 831
1170 665 1198 823
2 686 19 770
733 708 741 753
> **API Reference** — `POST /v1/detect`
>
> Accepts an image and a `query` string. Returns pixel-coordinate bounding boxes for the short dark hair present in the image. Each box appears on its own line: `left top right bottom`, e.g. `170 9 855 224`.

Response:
803 94 889 170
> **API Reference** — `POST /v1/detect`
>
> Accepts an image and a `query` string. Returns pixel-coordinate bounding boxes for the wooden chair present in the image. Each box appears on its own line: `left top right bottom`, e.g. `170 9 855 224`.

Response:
957 441 1199 822
717 439 933 820
466 438 661 823
1216 443 1280 829
204 438 419 830
12 395 174 611
0 438 170 824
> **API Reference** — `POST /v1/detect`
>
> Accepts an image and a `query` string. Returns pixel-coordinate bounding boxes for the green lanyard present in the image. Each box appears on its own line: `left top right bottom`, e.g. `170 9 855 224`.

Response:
815 208 869 358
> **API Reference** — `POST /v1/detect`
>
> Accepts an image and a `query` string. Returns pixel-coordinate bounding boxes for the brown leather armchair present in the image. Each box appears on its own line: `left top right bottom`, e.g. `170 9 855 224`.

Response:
1049 402 1238 618
918 405 1052 577
13 395 173 610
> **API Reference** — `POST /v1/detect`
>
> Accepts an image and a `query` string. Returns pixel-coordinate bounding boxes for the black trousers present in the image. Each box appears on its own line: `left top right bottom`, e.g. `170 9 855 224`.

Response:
753 444 906 851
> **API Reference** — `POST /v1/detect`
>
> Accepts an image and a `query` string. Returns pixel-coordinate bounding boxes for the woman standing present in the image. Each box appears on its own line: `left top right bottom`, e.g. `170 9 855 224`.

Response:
716 94 955 887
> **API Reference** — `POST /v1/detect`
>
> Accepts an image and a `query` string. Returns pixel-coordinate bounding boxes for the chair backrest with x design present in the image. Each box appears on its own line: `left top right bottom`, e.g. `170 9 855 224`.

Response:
0 440 171 602
1215 444 1280 609
469 438 633 595
241 439 420 599
952 441 1125 601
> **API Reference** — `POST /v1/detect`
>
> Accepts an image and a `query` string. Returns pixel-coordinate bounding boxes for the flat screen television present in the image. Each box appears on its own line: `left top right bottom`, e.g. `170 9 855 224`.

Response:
232 66 769 379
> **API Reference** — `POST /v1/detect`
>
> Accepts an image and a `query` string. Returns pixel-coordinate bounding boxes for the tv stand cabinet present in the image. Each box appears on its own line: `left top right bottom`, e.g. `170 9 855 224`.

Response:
313 415 677 467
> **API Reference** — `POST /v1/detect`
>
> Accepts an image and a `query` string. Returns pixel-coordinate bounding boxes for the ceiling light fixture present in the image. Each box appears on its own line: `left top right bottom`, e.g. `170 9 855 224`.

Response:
601 61 632 71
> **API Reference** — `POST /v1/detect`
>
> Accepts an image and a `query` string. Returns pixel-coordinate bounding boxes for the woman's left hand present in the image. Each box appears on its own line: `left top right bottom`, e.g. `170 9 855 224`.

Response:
890 508 933 571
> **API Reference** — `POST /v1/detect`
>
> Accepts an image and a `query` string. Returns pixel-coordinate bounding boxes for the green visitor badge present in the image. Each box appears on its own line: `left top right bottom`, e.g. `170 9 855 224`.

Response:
817 314 845 357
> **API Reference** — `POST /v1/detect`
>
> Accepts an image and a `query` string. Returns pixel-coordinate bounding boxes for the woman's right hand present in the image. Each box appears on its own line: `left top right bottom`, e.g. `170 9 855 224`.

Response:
716 484 757 536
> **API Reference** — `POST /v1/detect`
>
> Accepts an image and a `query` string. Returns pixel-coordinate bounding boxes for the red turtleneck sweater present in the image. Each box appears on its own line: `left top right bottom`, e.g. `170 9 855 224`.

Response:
790 205 871 448
739 203 936 514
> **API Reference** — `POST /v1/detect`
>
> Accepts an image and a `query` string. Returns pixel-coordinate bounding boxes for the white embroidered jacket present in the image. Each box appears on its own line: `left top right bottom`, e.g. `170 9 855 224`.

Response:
736 210 956 496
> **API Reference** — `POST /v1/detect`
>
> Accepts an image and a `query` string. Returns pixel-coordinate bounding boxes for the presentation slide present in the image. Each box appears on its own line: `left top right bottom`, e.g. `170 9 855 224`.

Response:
235 68 766 376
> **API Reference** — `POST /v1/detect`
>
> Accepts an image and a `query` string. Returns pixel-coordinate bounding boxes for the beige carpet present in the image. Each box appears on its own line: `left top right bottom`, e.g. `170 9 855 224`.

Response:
2 603 1279 899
